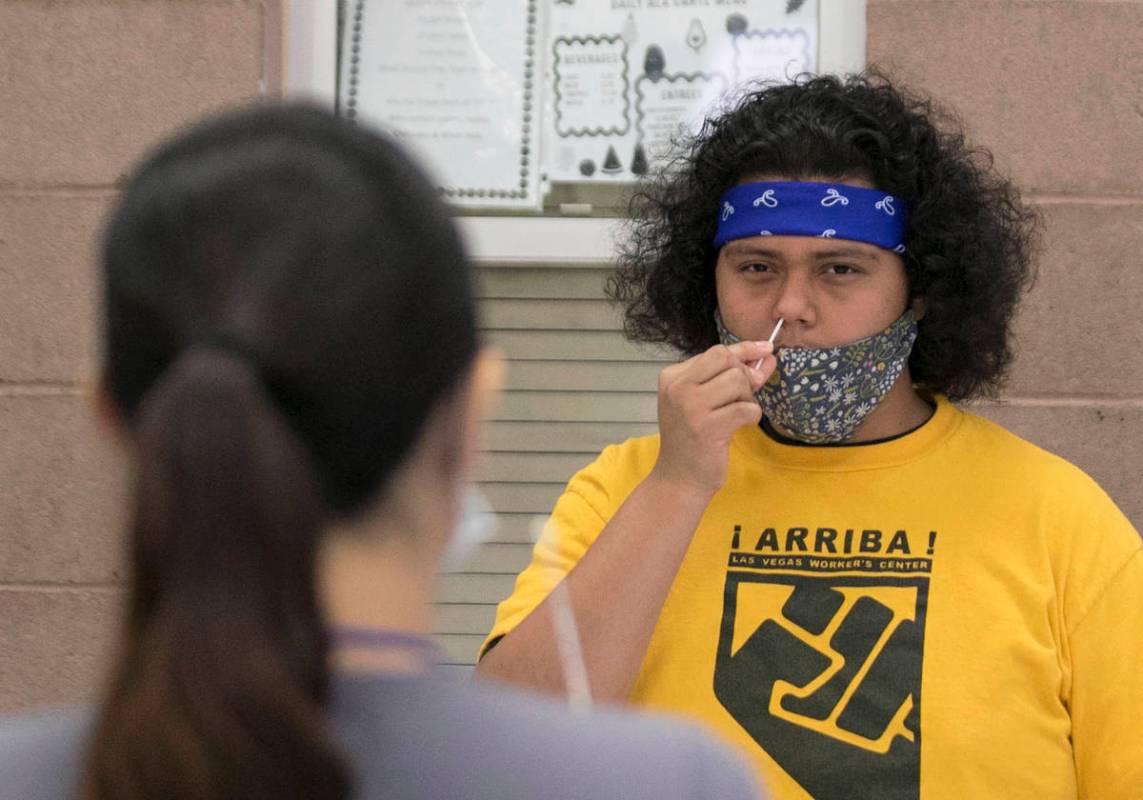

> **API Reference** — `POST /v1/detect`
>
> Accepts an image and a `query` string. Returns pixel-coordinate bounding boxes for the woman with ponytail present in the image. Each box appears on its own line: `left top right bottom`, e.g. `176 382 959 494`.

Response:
0 105 762 800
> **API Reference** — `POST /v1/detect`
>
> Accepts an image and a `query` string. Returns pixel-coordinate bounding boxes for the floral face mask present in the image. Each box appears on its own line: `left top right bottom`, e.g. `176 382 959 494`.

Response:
715 310 919 443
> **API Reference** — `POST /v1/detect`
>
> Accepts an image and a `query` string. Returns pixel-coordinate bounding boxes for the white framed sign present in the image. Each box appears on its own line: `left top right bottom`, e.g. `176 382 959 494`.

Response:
544 0 819 183
340 0 545 209
285 0 864 240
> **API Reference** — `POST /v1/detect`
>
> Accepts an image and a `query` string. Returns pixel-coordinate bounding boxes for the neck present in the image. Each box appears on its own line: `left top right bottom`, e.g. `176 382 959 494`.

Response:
318 523 437 675
848 370 932 441
851 370 932 441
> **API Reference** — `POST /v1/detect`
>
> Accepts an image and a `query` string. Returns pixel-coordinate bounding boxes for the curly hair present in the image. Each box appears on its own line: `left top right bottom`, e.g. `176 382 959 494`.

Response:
608 72 1039 401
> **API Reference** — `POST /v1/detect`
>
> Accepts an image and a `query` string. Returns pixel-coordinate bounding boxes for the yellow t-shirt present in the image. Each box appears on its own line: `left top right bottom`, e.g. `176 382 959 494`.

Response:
482 397 1143 800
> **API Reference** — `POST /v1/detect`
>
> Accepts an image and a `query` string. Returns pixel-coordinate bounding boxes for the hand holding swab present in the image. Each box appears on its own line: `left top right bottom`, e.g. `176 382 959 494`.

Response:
753 317 784 371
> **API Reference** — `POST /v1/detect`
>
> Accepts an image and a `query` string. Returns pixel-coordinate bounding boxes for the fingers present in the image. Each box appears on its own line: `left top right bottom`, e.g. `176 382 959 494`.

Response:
660 341 773 388
753 353 778 387
700 362 762 408
708 400 763 431
722 339 773 366
659 343 778 420
653 344 774 493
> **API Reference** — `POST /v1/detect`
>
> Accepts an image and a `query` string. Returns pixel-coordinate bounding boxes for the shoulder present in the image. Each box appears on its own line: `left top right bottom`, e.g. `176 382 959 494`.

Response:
955 404 1140 591
955 406 1123 504
564 434 660 512
0 707 91 800
336 673 760 800
956 406 1075 468
589 433 661 476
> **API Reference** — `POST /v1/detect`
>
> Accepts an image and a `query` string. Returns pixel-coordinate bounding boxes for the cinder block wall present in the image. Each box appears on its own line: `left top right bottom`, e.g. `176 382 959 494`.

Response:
0 0 275 713
867 0 1143 530
1 1 1140 715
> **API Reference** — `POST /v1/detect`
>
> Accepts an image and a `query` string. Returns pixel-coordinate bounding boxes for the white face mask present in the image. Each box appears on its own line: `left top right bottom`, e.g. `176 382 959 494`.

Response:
439 487 494 572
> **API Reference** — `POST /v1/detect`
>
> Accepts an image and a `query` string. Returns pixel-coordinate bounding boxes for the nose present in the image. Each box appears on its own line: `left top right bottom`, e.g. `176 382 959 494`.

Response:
772 272 816 332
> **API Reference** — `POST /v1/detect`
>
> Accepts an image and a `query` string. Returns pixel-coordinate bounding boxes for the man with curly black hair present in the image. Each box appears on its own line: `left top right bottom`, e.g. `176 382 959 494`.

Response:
477 74 1142 800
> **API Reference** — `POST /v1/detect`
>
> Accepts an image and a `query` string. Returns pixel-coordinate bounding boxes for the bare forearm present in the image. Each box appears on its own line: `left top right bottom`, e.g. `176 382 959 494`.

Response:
474 473 712 703
478 342 772 702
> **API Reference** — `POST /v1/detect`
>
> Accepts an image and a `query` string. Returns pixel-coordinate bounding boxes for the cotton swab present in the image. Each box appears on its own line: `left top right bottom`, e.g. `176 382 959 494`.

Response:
753 317 784 370
768 317 785 344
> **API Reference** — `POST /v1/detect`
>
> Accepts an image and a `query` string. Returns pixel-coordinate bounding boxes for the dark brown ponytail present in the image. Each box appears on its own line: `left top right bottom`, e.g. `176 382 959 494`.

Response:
83 350 349 800
88 104 478 799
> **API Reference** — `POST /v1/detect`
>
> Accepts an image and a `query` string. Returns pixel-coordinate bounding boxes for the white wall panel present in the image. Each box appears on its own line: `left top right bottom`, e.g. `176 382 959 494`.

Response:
436 263 675 666
486 330 673 362
486 421 657 453
503 361 663 392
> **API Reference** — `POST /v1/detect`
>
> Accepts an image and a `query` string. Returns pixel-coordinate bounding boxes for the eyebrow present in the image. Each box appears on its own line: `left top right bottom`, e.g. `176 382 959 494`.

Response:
720 243 785 259
813 247 879 262
721 243 879 262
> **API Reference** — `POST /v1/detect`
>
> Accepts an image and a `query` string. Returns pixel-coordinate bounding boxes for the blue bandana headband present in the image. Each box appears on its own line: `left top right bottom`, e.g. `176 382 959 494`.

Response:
713 181 908 253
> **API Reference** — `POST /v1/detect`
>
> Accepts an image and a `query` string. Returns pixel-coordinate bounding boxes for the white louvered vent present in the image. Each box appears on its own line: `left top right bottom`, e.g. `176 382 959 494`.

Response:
434 258 672 669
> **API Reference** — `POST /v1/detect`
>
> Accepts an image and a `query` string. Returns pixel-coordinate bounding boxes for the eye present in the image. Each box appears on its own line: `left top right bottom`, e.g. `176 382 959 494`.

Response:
825 263 861 275
740 262 772 274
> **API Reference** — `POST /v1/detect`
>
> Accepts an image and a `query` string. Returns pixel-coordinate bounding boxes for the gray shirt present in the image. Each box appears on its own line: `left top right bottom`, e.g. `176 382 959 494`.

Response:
0 671 762 800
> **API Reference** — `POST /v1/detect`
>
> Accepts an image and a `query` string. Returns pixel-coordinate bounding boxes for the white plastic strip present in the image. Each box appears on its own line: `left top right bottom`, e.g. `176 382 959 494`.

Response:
818 0 867 76
457 217 621 267
284 0 338 105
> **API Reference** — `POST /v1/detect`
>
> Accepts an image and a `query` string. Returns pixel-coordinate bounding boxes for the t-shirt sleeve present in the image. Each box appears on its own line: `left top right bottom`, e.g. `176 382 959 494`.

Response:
477 450 616 661
1068 545 1143 800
